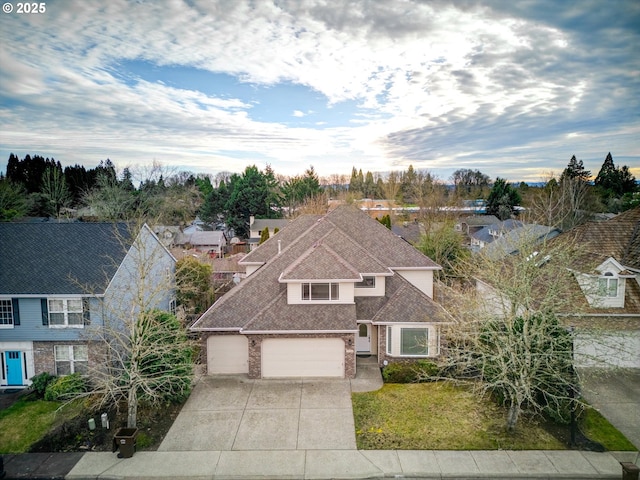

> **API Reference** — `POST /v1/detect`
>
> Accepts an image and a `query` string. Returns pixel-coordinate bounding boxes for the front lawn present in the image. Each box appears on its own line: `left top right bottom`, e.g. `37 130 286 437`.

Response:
352 382 636 451
0 398 64 453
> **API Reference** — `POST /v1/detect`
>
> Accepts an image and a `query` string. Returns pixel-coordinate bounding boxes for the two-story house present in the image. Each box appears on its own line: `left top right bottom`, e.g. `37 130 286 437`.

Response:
565 206 640 368
0 222 176 388
248 216 290 250
191 205 450 379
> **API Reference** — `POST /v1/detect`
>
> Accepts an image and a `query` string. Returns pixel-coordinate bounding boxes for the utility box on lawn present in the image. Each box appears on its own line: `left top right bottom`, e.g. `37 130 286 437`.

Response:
112 428 138 458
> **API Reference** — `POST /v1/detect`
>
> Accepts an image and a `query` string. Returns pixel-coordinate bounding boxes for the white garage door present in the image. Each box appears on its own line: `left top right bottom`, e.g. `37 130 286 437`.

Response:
262 338 345 378
207 335 249 374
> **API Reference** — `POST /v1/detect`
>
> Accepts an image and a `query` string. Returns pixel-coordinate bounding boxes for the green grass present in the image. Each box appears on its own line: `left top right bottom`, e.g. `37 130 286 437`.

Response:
0 395 84 453
0 398 61 453
353 382 567 450
580 407 637 451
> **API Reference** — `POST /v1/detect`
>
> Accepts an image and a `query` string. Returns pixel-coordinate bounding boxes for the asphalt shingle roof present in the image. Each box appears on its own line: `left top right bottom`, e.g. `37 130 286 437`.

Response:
0 222 131 295
192 205 443 332
570 206 640 270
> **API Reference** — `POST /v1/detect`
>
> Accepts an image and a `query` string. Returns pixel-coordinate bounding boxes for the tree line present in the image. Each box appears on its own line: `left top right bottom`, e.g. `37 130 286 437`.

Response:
1 152 636 233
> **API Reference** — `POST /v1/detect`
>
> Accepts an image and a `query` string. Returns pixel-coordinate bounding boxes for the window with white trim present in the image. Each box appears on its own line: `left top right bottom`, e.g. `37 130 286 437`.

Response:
598 274 618 297
0 299 14 326
301 283 339 301
387 326 431 357
49 299 83 328
355 276 375 288
54 345 88 375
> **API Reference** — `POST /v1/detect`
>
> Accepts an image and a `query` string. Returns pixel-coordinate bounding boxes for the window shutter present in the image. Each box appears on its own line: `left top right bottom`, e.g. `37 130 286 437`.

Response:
82 298 91 325
12 298 20 325
41 298 49 325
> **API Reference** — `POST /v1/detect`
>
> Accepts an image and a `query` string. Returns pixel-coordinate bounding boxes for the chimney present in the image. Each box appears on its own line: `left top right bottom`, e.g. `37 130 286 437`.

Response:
278 239 282 255
249 215 255 226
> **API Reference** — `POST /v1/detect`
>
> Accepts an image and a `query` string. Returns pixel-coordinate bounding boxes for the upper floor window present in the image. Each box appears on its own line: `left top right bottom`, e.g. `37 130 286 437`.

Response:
49 299 84 328
598 274 618 297
355 276 375 288
0 299 15 327
302 283 339 301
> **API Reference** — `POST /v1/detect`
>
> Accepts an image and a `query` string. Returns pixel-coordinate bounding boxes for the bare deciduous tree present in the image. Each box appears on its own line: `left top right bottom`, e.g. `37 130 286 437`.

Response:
83 223 195 428
436 234 618 431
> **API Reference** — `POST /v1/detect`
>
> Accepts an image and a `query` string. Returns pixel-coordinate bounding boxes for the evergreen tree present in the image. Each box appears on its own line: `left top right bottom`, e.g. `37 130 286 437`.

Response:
349 167 363 195
259 227 270 244
363 171 375 198
561 155 591 181
225 165 280 238
595 152 637 198
486 178 522 220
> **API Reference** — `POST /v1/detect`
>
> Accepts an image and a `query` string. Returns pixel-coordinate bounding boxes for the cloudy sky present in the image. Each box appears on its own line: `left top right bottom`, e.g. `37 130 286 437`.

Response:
1 0 638 182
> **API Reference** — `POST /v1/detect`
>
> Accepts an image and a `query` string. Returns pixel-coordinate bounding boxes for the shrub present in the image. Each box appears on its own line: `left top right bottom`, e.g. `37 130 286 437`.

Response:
30 372 57 398
382 360 440 383
44 373 88 401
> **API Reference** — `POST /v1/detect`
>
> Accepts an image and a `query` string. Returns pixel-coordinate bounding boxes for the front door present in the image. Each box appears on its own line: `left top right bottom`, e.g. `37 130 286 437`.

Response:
5 351 23 386
356 323 371 353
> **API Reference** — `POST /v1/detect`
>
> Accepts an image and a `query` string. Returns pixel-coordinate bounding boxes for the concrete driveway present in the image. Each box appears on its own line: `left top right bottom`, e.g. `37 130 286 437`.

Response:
159 376 357 451
581 369 640 449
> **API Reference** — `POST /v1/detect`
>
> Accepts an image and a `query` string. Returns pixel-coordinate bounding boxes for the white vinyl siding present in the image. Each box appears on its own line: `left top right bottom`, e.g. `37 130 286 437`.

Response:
396 270 434 298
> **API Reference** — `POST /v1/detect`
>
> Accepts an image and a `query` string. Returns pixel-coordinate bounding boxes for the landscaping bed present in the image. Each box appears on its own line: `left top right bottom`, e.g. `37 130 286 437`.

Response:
352 382 637 451
0 392 184 454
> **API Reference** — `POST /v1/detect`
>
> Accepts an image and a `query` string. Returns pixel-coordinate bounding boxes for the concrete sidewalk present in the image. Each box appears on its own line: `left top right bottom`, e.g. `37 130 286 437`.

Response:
60 448 640 479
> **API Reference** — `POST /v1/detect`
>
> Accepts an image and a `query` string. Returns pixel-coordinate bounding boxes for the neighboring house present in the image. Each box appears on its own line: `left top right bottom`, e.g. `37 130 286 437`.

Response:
564 207 640 368
456 215 500 237
0 223 176 389
248 216 289 250
469 219 524 251
191 205 449 379
391 220 424 245
185 231 227 257
481 223 561 259
183 216 207 235
153 225 182 248
473 207 640 368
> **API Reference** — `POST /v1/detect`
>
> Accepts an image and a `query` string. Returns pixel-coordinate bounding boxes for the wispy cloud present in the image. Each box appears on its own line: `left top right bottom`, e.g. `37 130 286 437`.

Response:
0 0 638 181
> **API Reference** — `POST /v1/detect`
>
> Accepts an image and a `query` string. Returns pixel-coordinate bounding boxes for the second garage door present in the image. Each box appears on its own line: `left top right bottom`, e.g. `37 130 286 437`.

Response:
262 338 345 378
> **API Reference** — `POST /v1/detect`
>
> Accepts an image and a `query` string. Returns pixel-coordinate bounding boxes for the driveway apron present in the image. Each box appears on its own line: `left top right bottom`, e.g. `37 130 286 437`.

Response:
159 376 357 451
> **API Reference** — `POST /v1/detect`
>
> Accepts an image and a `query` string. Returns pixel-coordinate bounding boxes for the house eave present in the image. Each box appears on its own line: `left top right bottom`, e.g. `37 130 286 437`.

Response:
241 329 357 334
278 275 362 283
392 266 442 271
189 326 242 332
0 293 105 298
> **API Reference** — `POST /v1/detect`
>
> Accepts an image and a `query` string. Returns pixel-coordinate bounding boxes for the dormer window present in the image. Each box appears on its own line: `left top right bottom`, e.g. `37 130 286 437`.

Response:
302 283 340 301
598 272 618 297
355 276 375 288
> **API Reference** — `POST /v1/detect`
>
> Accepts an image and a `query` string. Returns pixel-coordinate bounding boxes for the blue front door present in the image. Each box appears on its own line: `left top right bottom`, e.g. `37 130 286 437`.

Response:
5 351 23 385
